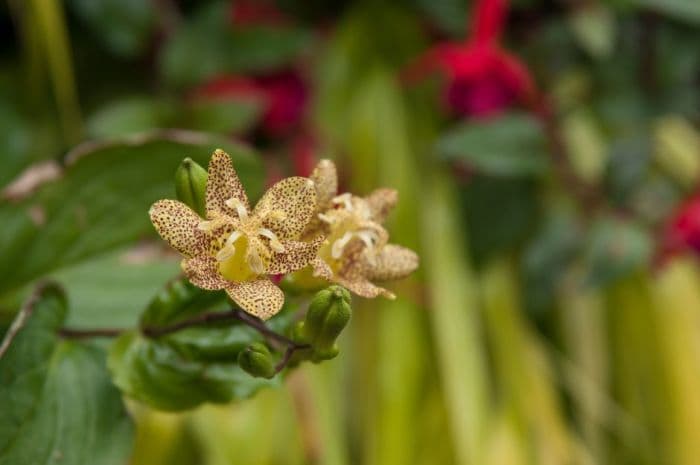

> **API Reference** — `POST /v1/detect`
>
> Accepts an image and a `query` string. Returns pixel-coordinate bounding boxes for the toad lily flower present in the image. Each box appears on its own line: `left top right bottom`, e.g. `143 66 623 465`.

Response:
149 149 322 319
300 159 419 299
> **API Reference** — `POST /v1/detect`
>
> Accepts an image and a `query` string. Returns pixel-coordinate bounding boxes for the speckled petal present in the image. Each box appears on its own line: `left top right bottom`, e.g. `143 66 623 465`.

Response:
267 236 324 275
366 244 419 281
365 188 398 223
338 276 395 299
226 279 284 320
310 257 334 280
310 159 338 210
182 256 228 290
205 149 249 217
254 177 317 240
149 199 208 257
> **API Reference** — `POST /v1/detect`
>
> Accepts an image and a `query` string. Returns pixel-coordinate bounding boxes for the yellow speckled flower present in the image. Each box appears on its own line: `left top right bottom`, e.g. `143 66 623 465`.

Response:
149 149 322 319
300 159 419 299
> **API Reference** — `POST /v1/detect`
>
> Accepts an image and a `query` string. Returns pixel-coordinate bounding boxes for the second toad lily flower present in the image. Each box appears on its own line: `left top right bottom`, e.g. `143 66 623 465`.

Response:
149 149 322 319
300 160 419 299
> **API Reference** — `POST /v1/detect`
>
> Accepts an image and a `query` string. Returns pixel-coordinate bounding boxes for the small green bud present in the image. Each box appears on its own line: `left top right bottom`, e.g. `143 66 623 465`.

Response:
303 286 351 355
238 343 275 379
175 157 208 217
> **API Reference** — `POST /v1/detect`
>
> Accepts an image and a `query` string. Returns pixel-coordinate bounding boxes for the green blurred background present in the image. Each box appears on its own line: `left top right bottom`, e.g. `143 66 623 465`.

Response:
1 0 700 464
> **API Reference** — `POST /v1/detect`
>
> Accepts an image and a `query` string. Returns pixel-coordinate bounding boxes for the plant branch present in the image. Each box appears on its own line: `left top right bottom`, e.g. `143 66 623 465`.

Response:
59 327 124 339
533 98 604 212
59 307 308 373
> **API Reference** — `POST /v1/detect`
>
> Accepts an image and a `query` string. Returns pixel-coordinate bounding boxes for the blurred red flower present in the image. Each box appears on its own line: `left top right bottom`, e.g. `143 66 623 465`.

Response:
194 70 308 138
661 195 700 259
406 0 534 118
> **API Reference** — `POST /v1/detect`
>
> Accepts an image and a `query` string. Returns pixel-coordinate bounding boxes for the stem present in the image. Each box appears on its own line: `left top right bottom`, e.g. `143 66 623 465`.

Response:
59 307 308 373
59 327 124 339
534 98 603 212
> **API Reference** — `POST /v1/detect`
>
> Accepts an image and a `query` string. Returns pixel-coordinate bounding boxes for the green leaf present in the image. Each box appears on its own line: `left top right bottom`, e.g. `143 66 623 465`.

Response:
633 0 700 24
522 206 582 314
0 282 133 465
0 102 32 188
185 98 264 134
583 217 652 288
459 176 539 267
51 249 181 329
436 113 549 177
108 331 279 411
67 0 156 57
160 2 311 88
0 131 263 297
87 97 175 138
139 278 227 328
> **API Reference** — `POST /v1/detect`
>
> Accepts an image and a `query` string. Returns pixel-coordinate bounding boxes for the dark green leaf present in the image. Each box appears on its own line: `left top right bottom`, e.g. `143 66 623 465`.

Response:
0 131 263 297
0 283 133 465
160 2 311 88
459 176 539 267
67 0 156 57
437 113 549 177
0 102 32 188
108 331 279 411
139 278 227 328
522 206 582 314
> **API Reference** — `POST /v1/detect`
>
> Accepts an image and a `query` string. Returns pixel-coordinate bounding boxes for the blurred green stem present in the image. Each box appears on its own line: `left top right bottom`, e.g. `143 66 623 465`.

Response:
422 168 489 465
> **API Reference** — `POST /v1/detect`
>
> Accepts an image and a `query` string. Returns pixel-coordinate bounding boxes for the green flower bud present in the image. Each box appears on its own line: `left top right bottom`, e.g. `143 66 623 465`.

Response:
303 286 351 360
238 342 275 379
175 157 208 217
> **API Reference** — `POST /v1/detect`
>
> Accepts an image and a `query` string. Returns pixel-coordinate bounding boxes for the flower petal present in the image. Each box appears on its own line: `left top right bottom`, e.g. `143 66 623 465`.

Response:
206 149 249 218
226 279 284 320
253 176 316 239
364 188 398 223
310 257 333 280
310 159 338 210
149 199 208 257
366 244 419 281
182 256 228 290
267 236 324 275
337 276 395 299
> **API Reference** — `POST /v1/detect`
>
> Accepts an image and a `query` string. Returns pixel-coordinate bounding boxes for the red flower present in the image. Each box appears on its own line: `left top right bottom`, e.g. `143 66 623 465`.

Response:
662 195 700 258
406 0 534 118
194 70 308 138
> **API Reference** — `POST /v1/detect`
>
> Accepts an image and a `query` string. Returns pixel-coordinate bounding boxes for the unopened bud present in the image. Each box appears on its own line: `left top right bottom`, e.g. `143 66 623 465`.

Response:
238 343 275 379
303 286 351 361
175 158 208 216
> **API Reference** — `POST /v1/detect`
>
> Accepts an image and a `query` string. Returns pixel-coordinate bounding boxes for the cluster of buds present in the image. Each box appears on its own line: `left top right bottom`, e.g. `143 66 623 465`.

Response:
150 150 418 320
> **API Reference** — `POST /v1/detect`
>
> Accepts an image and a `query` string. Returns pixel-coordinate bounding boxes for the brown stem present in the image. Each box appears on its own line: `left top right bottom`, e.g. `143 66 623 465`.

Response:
533 98 604 212
59 328 124 339
274 344 309 375
59 307 308 374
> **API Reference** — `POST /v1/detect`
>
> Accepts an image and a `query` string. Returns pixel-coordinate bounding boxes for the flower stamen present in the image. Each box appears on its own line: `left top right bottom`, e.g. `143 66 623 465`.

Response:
247 249 264 274
332 193 353 211
225 197 249 221
331 232 354 259
258 228 285 253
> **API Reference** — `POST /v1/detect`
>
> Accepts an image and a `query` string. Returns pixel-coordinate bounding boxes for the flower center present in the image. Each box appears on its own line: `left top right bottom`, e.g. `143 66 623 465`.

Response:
198 198 286 282
318 198 380 272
